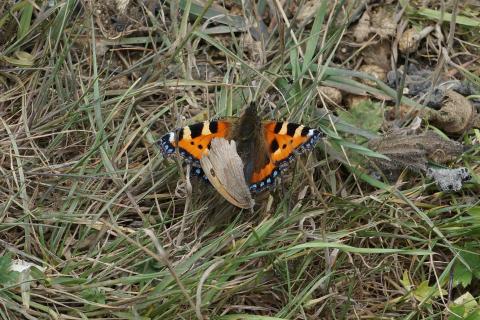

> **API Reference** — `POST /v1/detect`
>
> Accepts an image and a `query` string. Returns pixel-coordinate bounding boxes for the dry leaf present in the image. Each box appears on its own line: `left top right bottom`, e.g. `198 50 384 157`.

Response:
421 90 478 135
399 26 434 54
367 131 464 178
427 167 471 192
295 0 324 24
352 6 396 41
2 51 35 67
362 41 391 70
370 7 396 39
239 32 263 67
345 95 370 109
399 27 420 54
318 86 343 106
359 64 387 87
200 138 254 209
353 10 371 42
115 0 129 13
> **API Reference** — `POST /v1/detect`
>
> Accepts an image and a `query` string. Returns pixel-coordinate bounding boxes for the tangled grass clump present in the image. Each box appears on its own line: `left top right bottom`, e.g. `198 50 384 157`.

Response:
0 1 479 319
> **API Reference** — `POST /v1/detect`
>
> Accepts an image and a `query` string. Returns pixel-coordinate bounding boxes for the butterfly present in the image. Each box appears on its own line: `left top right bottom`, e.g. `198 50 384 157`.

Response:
159 104 323 192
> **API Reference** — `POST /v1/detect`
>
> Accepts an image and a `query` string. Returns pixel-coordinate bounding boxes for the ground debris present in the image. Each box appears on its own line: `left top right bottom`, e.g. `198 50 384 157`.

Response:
367 130 464 181
420 90 478 135
89 0 146 37
398 26 434 54
318 86 343 107
387 64 480 108
359 64 387 87
427 167 471 192
386 64 480 135
353 5 396 42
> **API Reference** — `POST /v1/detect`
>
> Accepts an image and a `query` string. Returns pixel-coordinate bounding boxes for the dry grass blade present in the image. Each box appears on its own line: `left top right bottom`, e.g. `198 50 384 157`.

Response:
0 0 479 319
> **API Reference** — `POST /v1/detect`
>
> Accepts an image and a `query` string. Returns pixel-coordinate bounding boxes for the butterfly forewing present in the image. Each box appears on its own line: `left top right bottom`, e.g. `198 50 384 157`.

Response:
159 121 231 164
246 121 322 192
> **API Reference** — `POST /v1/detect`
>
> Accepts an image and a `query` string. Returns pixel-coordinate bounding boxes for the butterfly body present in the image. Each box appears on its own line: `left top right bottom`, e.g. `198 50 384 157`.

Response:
159 104 322 192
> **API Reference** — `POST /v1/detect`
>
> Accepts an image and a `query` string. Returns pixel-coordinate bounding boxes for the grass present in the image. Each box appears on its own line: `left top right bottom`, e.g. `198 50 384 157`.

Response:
0 0 479 319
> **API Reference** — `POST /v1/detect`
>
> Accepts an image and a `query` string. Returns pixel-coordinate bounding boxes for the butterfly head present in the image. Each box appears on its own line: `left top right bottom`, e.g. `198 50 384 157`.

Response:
238 103 261 139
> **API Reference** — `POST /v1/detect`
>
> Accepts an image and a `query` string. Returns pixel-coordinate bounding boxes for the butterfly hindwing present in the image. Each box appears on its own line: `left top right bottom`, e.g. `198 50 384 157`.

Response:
192 166 209 181
159 120 231 165
249 160 281 192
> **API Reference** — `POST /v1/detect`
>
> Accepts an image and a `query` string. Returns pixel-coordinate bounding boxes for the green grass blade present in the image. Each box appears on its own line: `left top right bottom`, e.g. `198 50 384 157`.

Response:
17 2 33 40
415 7 480 27
302 0 328 74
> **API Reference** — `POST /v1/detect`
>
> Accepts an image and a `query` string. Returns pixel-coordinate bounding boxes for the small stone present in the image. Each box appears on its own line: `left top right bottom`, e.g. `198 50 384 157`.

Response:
399 28 420 54
318 86 343 106
359 64 387 87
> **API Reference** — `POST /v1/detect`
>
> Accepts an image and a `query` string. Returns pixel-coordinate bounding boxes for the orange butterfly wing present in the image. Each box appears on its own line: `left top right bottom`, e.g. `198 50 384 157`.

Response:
248 121 321 192
159 121 231 164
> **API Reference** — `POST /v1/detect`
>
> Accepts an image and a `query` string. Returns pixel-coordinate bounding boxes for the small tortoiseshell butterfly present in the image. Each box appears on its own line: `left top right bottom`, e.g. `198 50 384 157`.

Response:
159 104 323 192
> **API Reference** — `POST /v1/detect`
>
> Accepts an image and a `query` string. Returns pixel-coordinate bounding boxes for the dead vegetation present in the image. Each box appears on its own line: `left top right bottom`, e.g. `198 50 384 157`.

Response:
0 0 479 319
